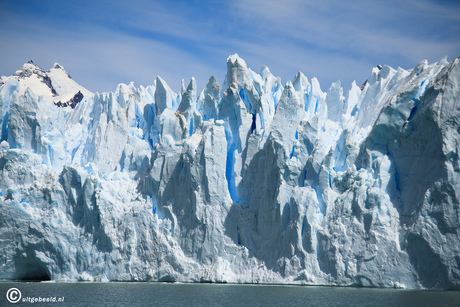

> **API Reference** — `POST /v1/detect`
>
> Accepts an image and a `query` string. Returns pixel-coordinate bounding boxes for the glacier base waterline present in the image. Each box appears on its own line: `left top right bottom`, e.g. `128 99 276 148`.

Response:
0 54 459 289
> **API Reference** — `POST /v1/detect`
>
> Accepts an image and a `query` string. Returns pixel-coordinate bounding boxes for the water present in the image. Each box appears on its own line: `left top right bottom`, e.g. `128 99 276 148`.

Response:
1 282 459 306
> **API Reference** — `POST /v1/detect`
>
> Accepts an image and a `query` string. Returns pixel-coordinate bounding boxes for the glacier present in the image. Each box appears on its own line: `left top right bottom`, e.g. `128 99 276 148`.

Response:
0 55 460 289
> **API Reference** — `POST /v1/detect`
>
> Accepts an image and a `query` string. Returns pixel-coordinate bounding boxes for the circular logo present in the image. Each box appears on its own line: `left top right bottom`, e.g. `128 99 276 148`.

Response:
6 288 21 304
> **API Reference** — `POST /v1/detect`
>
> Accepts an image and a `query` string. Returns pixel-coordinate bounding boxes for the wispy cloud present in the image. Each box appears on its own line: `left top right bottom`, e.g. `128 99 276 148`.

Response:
230 0 460 60
0 5 226 92
226 0 460 86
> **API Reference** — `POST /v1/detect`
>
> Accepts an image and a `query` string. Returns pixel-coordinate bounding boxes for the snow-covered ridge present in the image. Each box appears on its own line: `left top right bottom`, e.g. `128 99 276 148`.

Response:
0 54 459 289
0 60 92 107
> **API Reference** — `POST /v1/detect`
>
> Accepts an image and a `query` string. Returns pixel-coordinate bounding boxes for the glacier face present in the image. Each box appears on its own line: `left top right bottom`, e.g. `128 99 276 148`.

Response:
1 55 460 289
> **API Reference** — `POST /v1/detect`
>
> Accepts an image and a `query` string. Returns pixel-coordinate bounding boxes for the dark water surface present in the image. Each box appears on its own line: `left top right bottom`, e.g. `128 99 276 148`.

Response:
1 282 459 306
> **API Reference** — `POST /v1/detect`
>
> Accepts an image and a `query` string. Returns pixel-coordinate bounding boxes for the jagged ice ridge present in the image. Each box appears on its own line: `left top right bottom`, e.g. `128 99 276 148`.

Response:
1 54 460 289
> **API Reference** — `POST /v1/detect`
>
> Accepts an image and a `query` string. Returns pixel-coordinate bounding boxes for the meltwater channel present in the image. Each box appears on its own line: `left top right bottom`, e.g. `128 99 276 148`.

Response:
1 282 460 306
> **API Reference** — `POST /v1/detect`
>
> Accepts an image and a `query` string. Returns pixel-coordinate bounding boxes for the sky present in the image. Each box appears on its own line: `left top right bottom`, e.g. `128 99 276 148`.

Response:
1 0 459 94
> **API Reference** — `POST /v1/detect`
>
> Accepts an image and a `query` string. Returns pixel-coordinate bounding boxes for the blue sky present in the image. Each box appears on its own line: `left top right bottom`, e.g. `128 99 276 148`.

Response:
1 0 459 93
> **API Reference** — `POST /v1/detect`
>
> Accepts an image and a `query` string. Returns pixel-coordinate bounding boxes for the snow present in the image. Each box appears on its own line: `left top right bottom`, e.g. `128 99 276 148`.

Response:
1 55 460 289
1 61 92 106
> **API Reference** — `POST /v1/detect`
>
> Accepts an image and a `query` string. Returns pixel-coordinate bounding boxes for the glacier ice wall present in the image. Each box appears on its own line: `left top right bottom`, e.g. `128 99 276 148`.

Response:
1 55 460 289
